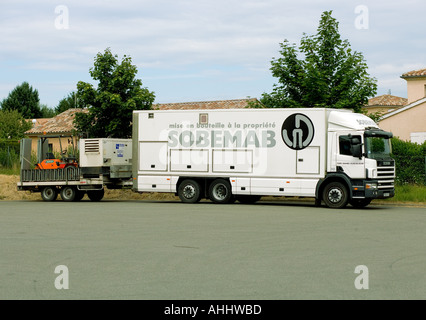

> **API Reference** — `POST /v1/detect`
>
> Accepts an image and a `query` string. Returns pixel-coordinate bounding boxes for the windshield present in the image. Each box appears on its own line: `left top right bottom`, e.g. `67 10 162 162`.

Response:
365 136 392 160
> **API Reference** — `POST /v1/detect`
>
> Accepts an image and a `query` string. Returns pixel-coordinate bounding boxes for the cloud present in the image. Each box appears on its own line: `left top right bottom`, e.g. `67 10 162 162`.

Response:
0 0 425 106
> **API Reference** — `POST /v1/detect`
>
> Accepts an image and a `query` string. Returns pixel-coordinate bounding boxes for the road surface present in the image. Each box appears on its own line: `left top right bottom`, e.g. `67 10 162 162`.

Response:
0 199 425 300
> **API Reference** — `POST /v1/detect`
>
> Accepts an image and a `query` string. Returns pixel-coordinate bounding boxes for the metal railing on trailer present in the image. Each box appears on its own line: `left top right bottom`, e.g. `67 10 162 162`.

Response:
20 167 81 183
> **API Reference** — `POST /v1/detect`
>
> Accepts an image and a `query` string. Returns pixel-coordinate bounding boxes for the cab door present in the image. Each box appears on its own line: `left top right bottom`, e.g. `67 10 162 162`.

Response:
336 133 365 179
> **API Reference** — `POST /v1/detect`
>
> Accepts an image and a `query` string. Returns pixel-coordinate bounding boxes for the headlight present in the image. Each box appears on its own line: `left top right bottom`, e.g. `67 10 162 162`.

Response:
366 183 378 190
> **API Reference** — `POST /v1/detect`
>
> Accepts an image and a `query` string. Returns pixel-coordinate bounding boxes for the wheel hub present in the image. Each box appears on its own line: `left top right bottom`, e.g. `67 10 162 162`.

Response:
213 184 227 200
183 185 196 199
328 188 343 203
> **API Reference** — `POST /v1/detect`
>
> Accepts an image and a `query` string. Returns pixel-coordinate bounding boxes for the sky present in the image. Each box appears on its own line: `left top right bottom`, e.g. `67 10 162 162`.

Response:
0 0 425 109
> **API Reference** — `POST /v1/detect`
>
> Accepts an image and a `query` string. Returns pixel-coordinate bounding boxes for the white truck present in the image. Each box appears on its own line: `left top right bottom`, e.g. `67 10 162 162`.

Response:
132 108 395 208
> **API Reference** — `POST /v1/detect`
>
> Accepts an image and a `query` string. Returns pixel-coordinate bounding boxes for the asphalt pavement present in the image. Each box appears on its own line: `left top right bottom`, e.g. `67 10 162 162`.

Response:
0 199 425 300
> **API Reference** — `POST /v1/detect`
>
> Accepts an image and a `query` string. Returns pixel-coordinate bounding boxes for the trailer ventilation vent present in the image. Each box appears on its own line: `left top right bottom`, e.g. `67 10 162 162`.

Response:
84 139 100 154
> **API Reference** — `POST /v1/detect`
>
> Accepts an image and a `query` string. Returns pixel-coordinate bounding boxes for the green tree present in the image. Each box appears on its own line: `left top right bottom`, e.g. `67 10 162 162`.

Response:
55 91 85 114
0 82 42 118
39 104 56 118
261 11 377 113
74 48 155 138
0 109 32 140
362 109 384 123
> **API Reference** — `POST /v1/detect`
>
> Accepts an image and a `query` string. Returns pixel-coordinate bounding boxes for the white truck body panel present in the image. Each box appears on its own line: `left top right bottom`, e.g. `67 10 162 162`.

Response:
133 108 381 197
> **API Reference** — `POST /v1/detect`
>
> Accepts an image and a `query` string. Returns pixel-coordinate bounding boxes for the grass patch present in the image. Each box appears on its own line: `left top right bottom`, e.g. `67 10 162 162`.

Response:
385 184 426 203
0 166 20 175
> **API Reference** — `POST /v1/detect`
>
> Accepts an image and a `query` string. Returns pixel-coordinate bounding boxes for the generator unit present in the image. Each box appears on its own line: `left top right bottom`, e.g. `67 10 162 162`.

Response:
79 138 132 179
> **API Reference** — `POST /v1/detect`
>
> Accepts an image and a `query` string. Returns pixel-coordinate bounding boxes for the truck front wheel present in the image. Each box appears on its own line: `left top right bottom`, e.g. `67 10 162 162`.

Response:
322 182 349 209
178 179 201 203
350 198 371 208
41 186 58 201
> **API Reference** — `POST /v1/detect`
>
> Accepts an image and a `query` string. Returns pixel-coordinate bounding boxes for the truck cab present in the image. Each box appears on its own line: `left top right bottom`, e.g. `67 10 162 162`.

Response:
320 111 395 208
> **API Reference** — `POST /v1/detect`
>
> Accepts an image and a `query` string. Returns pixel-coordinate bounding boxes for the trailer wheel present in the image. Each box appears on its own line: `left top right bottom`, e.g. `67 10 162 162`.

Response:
350 198 371 209
60 186 77 202
87 189 104 202
178 179 201 203
74 190 85 201
322 182 349 209
41 186 58 201
209 179 233 204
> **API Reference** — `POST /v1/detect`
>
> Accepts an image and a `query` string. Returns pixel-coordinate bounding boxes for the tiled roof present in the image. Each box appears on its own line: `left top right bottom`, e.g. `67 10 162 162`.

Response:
153 98 260 110
380 96 426 120
401 68 426 78
25 108 87 135
367 94 407 106
26 118 50 127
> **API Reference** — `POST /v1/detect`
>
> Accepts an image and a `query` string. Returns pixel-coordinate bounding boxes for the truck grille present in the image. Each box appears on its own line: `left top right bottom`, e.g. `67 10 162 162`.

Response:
377 160 395 190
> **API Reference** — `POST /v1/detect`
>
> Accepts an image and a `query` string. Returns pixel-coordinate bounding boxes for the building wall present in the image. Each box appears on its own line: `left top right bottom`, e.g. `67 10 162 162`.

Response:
406 77 426 103
379 102 426 141
26 135 78 158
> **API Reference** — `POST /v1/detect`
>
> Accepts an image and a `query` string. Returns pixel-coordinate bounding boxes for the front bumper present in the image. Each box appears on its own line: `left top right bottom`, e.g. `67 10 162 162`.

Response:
352 180 395 199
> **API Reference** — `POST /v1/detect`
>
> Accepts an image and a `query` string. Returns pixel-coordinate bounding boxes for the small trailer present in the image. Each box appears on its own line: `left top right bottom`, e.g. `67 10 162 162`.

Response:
17 137 133 201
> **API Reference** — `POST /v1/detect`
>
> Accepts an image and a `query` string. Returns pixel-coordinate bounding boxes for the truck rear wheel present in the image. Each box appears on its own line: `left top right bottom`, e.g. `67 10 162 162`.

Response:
41 186 58 201
322 182 349 209
60 186 77 202
178 179 201 203
87 189 104 201
209 179 233 204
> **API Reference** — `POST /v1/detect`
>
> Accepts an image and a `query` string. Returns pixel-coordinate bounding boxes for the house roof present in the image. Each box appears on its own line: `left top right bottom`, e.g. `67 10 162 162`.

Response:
153 98 260 110
25 108 87 135
401 68 426 78
380 96 426 121
26 118 50 127
25 99 259 136
368 94 407 107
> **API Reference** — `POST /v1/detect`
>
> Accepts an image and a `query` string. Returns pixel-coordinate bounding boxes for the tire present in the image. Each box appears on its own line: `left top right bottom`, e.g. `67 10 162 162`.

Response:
87 189 104 202
41 186 58 201
322 182 349 209
178 179 201 203
60 186 77 202
209 179 233 204
74 190 85 201
236 195 262 204
350 198 372 209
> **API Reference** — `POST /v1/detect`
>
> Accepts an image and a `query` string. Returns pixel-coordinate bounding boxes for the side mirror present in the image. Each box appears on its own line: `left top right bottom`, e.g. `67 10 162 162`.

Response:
350 137 361 145
351 144 363 159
